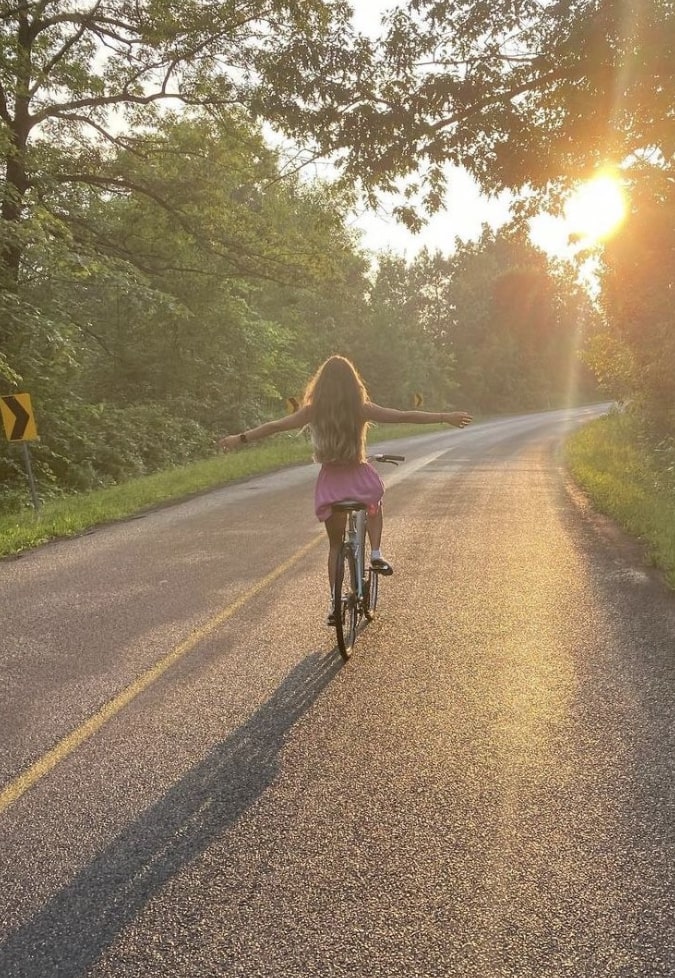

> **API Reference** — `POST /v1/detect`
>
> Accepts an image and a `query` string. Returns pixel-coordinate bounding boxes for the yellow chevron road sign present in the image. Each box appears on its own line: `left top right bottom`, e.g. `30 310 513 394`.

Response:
1 393 38 441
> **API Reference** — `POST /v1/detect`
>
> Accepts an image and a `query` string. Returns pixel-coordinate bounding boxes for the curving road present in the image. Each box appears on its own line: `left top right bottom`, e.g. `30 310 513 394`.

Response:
1 406 673 978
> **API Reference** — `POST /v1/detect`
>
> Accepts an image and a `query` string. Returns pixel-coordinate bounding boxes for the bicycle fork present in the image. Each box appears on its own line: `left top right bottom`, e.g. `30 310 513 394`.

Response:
349 510 368 609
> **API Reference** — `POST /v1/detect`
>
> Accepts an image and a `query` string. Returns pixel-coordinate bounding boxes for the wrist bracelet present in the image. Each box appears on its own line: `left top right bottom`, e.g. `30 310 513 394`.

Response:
239 432 248 444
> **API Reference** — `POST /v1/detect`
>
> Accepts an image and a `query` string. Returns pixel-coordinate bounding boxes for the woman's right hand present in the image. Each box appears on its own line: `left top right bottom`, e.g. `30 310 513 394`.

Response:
219 434 242 451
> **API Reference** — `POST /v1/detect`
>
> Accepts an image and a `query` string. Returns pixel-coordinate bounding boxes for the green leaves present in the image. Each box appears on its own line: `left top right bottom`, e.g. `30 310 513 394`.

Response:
325 0 673 209
594 168 675 433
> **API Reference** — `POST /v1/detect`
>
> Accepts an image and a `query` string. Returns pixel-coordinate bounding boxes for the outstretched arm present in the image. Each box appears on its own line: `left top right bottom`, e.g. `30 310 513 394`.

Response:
219 404 311 451
364 402 472 428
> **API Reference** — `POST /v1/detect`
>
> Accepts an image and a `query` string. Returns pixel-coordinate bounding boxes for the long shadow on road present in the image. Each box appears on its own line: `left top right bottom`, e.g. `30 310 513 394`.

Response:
1 649 343 978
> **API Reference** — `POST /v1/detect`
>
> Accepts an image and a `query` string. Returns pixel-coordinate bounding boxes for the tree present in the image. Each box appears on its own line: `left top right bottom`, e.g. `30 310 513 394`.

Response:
0 101 384 499
15 106 369 408
0 1 360 299
308 0 673 214
592 165 675 431
357 252 456 408
424 225 598 412
0 0 370 479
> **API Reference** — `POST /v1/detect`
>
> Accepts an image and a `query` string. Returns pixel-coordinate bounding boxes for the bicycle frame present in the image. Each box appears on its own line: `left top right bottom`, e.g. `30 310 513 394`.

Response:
343 508 368 607
332 453 405 660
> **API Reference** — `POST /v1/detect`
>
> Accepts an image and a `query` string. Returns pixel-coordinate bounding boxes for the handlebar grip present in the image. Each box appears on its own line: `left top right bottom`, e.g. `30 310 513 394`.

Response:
370 453 405 464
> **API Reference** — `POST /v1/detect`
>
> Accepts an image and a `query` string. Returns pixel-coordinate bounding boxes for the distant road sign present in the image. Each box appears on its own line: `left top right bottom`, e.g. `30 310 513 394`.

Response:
1 393 38 441
414 392 424 408
286 396 300 413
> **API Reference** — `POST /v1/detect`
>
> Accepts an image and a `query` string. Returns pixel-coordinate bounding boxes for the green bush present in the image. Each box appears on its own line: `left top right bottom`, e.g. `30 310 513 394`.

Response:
0 399 213 512
566 409 675 587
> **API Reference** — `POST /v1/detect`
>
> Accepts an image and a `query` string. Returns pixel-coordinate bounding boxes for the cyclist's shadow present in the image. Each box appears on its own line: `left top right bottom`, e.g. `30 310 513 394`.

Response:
1 648 343 978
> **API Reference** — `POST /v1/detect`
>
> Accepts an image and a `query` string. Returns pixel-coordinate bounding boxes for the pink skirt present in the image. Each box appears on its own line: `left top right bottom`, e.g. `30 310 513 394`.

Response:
314 462 385 522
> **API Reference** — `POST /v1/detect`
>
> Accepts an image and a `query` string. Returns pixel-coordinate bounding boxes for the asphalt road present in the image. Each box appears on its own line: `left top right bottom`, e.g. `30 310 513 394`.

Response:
1 406 673 978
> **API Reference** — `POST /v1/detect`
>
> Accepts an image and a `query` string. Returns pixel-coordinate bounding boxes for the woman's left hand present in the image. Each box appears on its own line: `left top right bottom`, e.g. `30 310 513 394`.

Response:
445 412 473 428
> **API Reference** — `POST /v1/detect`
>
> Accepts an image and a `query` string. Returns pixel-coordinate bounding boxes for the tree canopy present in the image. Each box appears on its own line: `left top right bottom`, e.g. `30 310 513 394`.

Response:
587 165 675 432
0 0 361 286
306 0 674 221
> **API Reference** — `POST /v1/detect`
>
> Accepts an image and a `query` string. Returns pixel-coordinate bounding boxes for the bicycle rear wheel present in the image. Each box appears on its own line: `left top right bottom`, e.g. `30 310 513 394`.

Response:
334 544 358 659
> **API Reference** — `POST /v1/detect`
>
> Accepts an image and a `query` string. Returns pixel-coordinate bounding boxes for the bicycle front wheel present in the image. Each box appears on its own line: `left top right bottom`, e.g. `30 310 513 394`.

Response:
365 566 379 620
334 544 358 659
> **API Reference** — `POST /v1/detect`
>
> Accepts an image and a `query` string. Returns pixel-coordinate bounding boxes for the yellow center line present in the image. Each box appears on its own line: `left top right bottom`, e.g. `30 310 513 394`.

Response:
0 533 323 815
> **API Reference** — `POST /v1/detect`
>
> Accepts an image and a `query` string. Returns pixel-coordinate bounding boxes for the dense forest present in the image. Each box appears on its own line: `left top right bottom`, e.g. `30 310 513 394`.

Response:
1 2 672 509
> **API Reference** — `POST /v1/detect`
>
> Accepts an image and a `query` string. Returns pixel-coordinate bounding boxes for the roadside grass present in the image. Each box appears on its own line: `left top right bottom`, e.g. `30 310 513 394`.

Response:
565 411 675 588
0 423 445 558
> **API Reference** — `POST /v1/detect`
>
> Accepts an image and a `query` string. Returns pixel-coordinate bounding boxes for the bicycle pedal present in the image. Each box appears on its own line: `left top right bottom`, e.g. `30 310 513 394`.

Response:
370 559 393 576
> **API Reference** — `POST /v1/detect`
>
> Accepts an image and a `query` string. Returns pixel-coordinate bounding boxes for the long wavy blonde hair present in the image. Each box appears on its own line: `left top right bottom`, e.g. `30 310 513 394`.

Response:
303 355 369 464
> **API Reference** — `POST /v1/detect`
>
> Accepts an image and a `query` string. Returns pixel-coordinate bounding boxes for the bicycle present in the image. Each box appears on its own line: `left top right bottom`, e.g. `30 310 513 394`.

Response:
331 454 405 660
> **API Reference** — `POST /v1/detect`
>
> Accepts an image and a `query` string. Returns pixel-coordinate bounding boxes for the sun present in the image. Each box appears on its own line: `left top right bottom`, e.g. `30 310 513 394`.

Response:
564 171 628 244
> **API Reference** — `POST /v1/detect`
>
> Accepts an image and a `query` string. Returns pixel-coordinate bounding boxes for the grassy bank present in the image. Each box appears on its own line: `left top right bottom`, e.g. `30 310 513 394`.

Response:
0 423 444 558
565 411 675 588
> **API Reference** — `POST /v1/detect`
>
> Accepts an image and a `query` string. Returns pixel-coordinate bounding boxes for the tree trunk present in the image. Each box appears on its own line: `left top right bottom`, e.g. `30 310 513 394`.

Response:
1 149 29 287
1 12 33 296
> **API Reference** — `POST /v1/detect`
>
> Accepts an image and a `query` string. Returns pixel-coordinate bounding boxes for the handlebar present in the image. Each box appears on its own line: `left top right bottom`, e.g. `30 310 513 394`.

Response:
368 453 405 465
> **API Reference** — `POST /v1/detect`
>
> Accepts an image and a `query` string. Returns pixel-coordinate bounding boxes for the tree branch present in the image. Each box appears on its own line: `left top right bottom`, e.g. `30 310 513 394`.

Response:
64 211 247 281
28 1 104 97
50 172 309 282
51 113 143 153
30 87 226 125
425 64 575 135
31 8 136 39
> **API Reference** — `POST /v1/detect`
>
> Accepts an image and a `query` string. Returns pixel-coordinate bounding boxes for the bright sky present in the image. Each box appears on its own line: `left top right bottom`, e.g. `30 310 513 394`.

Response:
348 171 514 259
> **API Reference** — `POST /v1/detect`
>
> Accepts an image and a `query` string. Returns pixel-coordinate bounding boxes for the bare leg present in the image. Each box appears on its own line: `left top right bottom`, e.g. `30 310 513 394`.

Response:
366 504 383 551
324 512 347 594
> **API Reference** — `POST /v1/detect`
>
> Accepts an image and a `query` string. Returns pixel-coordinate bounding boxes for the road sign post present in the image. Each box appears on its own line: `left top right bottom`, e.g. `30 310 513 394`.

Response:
20 442 40 510
1 393 40 510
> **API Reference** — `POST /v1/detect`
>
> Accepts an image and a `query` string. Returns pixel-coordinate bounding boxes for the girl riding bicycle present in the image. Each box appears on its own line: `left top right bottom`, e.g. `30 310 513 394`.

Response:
219 355 472 619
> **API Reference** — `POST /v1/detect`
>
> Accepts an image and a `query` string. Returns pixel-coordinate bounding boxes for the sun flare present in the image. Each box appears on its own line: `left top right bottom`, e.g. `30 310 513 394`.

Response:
564 172 628 244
